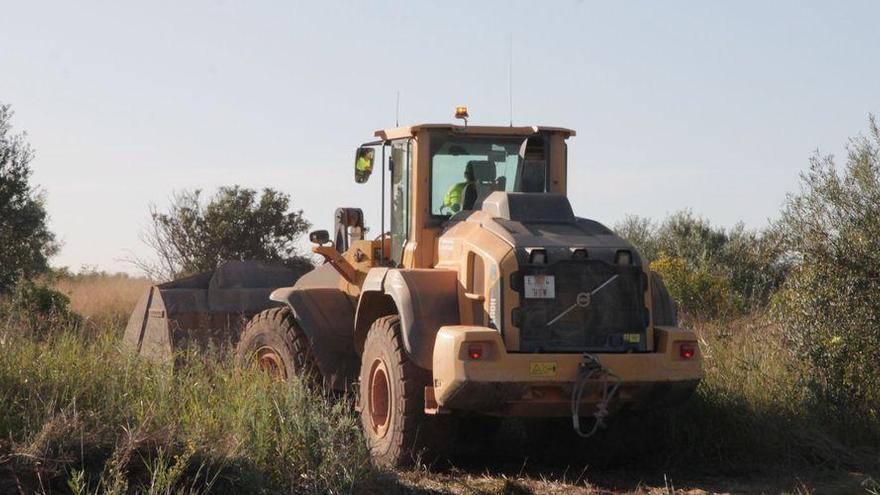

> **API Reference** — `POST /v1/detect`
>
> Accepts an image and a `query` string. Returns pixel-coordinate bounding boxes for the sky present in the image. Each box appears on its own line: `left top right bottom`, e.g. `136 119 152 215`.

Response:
1 1 878 274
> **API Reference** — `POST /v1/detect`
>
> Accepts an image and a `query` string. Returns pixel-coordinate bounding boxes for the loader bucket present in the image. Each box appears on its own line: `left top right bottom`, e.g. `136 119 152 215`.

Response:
123 260 304 362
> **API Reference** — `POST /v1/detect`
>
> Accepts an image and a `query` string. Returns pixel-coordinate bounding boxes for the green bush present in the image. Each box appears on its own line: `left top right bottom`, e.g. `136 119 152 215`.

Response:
774 116 880 431
0 280 81 337
616 211 785 316
650 253 740 319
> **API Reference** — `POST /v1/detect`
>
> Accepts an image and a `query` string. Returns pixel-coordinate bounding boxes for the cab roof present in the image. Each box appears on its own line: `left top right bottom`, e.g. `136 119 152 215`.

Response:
374 124 576 141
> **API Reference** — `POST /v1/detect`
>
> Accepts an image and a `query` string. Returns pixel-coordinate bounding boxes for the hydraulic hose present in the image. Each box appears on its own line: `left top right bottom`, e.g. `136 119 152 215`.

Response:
571 353 621 438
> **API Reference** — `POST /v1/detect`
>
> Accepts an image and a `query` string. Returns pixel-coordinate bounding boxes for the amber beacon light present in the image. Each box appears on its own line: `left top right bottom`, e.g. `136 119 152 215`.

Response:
455 106 469 125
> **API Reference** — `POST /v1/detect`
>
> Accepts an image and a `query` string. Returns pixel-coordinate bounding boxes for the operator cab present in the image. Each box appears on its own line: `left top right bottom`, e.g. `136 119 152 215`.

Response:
352 110 574 268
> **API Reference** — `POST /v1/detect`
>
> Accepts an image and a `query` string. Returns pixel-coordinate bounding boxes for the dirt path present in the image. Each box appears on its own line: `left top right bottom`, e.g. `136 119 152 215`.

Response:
387 467 873 494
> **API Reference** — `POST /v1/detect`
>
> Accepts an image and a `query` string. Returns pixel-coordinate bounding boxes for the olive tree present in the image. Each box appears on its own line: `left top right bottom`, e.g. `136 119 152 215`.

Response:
0 103 57 292
775 115 880 412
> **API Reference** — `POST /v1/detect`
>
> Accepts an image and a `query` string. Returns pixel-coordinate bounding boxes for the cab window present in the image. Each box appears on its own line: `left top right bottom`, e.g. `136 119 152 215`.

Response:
430 135 547 217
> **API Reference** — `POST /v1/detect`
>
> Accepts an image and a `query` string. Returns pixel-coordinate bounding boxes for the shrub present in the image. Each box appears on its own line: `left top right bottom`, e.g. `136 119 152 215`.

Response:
616 211 785 315
650 253 740 319
718 224 787 309
774 115 880 430
0 280 81 338
614 214 659 262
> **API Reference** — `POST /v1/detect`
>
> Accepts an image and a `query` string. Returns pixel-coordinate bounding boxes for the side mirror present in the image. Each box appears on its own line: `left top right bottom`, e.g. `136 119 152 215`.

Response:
309 229 330 245
354 147 375 184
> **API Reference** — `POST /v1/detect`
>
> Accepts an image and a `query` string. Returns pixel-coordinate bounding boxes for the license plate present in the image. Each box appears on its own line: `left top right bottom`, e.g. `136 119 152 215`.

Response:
529 362 557 377
524 275 555 298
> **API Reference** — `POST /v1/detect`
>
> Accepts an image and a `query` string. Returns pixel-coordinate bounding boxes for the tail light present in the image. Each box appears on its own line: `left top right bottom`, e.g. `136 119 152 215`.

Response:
467 344 483 360
679 343 696 359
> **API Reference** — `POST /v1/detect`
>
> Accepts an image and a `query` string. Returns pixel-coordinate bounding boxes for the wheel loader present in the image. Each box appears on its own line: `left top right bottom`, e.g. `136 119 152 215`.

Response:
133 110 703 466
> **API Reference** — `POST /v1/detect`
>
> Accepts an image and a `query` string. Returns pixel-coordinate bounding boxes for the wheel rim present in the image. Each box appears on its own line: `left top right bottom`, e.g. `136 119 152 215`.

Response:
368 358 391 438
255 346 287 380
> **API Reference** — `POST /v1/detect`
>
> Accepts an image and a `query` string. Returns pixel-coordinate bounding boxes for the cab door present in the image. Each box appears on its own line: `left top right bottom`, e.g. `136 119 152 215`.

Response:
388 139 412 267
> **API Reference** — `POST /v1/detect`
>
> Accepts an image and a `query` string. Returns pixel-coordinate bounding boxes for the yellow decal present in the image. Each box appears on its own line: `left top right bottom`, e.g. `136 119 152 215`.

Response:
529 362 557 377
624 333 641 343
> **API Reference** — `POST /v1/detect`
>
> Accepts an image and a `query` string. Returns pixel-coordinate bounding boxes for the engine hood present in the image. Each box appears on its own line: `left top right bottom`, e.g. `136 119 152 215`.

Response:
467 192 641 267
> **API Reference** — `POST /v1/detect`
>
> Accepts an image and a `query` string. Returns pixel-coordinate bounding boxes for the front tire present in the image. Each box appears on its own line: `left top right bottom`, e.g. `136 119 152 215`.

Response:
359 315 439 467
235 307 318 383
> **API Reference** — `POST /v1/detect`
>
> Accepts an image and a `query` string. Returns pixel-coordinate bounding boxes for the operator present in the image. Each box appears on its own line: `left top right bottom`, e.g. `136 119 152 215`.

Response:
441 162 477 214
355 148 374 182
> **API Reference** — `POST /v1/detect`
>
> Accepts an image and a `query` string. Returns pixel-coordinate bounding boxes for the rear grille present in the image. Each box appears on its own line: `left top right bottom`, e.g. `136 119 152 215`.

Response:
512 260 648 352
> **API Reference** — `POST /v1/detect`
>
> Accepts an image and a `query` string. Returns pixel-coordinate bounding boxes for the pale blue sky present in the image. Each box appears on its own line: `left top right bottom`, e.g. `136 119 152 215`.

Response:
2 1 878 273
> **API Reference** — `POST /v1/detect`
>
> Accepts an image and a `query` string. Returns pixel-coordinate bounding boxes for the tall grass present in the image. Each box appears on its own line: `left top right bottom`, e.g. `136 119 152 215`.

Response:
0 329 373 494
533 314 879 476
1 274 877 493
657 315 877 471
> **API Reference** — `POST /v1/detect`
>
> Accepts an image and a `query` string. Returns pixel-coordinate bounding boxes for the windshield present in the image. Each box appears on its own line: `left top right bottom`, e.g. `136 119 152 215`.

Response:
430 135 547 216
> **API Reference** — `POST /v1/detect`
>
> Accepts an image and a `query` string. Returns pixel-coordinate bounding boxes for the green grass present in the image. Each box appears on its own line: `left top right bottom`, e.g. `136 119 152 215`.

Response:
0 329 373 494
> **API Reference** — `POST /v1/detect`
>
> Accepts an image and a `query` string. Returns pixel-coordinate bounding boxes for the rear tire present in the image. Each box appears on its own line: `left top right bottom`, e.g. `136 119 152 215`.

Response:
359 315 443 467
235 307 319 383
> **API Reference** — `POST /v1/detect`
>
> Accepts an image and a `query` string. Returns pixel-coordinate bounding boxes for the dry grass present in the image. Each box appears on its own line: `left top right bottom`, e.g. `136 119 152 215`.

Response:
53 272 151 328
394 468 872 494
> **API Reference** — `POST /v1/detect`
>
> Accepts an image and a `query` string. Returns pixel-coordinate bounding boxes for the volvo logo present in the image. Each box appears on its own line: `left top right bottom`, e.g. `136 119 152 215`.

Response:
576 292 591 307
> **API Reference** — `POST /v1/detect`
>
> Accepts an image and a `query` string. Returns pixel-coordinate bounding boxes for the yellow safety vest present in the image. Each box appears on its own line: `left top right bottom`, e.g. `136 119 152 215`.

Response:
356 156 372 172
442 181 471 213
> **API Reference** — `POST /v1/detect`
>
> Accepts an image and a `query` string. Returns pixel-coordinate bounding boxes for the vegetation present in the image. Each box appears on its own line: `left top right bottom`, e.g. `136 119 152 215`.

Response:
0 280 82 339
603 117 880 483
649 252 739 319
0 275 873 493
52 268 151 330
0 279 372 494
616 211 786 318
774 115 880 437
0 102 58 293
648 316 874 471
134 186 312 281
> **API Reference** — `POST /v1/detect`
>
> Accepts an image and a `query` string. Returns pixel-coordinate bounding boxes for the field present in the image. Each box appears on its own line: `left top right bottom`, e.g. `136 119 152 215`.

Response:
0 274 877 494
53 273 152 330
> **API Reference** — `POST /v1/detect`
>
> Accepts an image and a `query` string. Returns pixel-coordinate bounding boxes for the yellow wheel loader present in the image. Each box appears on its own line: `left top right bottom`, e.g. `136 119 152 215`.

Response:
131 112 703 467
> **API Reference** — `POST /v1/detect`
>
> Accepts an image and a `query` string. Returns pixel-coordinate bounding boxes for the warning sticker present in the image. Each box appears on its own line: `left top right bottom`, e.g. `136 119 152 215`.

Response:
529 362 557 377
